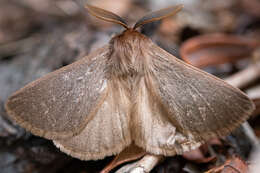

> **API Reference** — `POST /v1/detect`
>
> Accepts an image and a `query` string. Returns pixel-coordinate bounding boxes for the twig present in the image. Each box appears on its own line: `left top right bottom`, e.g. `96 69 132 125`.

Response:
0 115 18 136
224 61 260 89
0 36 40 59
224 48 260 88
242 122 259 148
116 154 163 173
223 58 260 149
247 85 260 99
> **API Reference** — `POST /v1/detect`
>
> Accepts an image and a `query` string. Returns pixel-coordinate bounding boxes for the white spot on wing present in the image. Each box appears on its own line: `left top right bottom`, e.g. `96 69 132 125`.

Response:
100 80 107 92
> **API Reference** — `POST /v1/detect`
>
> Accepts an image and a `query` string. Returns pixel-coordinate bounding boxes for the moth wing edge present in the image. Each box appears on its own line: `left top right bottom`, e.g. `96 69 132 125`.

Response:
150 44 255 141
4 46 110 140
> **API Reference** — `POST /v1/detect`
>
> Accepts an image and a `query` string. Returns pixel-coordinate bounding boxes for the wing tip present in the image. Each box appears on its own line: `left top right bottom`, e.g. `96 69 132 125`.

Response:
5 98 77 140
196 103 254 141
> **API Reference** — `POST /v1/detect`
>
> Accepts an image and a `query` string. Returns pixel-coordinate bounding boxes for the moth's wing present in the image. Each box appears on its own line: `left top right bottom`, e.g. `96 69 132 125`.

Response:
5 46 110 140
149 43 255 142
54 80 132 160
132 76 202 155
133 43 254 156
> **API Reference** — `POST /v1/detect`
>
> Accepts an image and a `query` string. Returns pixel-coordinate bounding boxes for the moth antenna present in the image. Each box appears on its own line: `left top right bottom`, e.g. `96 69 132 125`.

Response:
85 4 129 29
133 4 184 29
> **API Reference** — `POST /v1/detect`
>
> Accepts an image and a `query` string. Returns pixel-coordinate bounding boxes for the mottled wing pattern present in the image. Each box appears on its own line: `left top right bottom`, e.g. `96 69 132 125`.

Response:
149 43 254 142
54 80 132 160
5 46 110 140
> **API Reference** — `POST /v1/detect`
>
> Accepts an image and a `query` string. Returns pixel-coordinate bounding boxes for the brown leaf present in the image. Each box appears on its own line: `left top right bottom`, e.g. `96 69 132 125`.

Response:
252 98 260 118
180 34 259 68
183 142 218 164
0 1 36 44
241 0 260 17
183 148 216 163
206 156 248 173
101 144 146 173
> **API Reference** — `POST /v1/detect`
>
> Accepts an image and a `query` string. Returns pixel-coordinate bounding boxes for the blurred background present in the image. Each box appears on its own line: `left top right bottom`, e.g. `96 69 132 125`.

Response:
0 0 260 172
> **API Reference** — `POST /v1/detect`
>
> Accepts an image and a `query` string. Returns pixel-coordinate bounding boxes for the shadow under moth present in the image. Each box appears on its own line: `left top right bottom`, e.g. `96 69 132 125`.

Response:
5 4 255 161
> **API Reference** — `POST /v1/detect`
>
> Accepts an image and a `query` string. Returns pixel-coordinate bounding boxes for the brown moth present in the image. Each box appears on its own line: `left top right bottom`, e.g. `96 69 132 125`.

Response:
5 4 255 161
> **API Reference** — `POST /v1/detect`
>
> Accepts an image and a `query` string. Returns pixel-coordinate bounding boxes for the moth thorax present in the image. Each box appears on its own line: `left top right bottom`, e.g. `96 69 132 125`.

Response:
109 30 151 77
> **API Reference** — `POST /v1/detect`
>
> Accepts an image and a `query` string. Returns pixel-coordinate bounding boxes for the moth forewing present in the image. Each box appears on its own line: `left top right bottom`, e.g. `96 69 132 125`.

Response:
149 43 255 142
5 46 110 140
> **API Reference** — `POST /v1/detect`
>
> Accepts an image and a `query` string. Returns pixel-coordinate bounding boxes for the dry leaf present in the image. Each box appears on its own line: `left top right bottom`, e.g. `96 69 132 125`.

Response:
180 34 259 68
183 147 216 164
206 156 248 173
101 144 146 173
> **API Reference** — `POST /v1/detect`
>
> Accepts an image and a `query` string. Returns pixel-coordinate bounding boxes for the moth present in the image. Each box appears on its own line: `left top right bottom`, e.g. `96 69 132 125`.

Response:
5 4 255 161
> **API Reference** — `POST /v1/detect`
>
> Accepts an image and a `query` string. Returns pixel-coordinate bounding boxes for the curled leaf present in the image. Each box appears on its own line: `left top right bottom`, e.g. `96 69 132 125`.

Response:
101 144 146 173
180 34 259 68
183 148 216 164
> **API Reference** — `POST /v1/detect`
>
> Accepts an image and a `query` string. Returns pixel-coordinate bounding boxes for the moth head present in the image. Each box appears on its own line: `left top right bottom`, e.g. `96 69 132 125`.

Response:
85 4 184 30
